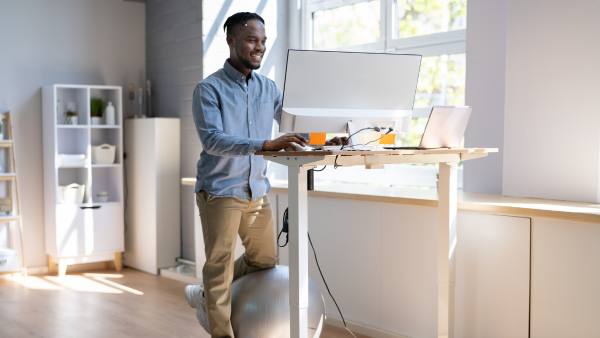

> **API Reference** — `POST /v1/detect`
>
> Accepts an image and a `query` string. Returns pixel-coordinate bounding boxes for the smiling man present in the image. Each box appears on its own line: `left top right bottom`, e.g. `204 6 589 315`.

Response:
184 12 307 338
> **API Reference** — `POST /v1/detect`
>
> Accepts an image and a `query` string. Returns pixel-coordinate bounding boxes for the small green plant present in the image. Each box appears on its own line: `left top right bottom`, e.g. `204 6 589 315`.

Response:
90 97 104 117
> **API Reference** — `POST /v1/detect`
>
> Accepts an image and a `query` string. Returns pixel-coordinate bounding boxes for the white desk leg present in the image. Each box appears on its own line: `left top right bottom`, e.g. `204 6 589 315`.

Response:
288 164 309 338
437 162 457 338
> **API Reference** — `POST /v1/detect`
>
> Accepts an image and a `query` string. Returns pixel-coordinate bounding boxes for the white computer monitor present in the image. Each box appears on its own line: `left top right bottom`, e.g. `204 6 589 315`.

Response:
279 50 422 133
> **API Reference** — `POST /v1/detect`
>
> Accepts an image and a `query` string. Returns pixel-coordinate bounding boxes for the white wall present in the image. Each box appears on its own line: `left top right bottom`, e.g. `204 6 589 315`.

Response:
0 0 145 267
465 0 600 203
502 0 600 202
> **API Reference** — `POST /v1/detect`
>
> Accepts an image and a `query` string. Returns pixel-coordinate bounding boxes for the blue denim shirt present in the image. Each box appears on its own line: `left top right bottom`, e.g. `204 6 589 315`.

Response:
192 60 282 200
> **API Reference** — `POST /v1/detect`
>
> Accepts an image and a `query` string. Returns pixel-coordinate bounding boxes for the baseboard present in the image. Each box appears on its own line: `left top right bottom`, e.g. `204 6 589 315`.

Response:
325 317 412 338
159 266 201 284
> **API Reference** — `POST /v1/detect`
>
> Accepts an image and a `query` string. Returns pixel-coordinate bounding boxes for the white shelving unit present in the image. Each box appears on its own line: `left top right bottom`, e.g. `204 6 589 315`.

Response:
0 112 25 275
42 84 124 275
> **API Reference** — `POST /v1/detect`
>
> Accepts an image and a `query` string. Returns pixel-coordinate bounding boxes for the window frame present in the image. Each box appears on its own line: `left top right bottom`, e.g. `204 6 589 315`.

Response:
303 0 466 56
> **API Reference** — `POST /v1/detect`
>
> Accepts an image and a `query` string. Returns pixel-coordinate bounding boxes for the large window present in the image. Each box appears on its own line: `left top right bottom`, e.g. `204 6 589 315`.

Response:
297 0 466 189
312 1 381 49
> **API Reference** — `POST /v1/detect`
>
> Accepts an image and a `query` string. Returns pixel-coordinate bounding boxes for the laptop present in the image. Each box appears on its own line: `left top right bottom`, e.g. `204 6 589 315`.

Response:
384 106 472 150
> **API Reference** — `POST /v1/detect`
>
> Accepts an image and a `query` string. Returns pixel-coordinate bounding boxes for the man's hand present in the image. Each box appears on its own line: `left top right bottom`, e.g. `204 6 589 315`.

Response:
325 136 348 146
262 134 308 151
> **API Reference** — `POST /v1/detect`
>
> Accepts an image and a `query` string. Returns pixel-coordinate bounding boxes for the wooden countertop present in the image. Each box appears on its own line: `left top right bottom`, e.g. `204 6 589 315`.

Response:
180 178 600 223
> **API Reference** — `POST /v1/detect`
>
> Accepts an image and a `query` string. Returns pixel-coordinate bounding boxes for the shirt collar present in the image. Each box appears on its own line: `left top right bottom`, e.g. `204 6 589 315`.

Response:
224 59 252 83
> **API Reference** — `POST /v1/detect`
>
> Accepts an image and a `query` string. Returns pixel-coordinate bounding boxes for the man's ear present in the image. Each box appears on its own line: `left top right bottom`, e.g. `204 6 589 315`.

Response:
226 34 234 47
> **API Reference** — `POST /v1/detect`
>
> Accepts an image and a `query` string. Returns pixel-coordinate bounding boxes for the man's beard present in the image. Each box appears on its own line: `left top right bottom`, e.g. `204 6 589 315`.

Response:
241 57 261 70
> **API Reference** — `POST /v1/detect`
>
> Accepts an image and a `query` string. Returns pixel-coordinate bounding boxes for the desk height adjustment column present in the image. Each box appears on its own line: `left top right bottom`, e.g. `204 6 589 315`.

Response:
288 164 310 338
437 162 458 338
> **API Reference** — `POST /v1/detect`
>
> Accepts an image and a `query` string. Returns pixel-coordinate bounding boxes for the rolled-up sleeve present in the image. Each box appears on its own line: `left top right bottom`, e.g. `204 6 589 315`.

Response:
274 87 283 126
193 83 265 156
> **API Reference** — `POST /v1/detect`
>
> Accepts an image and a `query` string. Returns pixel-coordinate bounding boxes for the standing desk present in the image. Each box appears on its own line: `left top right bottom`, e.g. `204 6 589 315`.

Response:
258 147 497 338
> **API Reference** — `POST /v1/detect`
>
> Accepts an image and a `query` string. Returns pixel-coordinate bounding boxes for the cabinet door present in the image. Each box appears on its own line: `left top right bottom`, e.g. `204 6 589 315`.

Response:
530 218 600 338
454 212 531 338
55 204 123 257
92 203 124 253
56 204 88 257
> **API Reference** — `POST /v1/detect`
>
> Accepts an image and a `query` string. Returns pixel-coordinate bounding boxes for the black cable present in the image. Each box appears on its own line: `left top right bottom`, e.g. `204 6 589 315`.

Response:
346 127 395 149
340 126 380 150
277 208 289 247
312 165 327 172
308 232 351 330
335 128 373 168
280 207 355 336
333 155 341 169
334 127 392 168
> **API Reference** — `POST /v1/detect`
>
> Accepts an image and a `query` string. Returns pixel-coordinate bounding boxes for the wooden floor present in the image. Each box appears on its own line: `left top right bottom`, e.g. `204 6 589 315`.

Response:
0 268 368 338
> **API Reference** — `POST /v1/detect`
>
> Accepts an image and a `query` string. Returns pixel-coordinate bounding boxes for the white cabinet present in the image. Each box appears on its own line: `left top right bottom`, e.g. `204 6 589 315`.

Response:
42 84 124 275
124 118 180 275
273 192 531 338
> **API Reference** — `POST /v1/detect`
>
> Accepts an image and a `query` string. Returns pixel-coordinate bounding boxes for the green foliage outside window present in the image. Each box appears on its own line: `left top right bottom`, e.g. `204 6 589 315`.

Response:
396 0 466 38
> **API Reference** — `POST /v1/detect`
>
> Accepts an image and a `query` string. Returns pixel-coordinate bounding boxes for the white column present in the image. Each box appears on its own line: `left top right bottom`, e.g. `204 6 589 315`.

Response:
437 162 458 338
288 164 309 338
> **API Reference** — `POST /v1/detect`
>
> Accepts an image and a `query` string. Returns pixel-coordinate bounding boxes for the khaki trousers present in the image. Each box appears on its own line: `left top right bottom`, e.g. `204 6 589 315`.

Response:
196 191 277 338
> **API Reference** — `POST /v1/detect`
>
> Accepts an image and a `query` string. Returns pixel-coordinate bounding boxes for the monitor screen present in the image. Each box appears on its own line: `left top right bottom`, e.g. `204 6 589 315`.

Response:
280 50 422 133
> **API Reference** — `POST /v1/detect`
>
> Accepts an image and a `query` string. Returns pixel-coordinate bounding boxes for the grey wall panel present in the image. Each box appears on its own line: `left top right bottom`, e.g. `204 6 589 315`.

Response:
146 0 203 260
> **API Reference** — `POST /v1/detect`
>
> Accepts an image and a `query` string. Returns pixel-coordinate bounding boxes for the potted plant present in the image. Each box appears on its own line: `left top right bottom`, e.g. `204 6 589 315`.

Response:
90 97 104 125
64 102 79 125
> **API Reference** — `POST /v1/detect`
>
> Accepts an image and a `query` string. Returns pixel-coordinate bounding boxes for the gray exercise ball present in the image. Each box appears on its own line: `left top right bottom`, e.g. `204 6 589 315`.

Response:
196 265 325 338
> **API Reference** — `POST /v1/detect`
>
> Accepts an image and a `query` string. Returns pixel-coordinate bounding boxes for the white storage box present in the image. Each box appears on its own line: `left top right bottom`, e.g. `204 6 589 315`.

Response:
58 183 86 204
92 144 116 164
58 154 86 167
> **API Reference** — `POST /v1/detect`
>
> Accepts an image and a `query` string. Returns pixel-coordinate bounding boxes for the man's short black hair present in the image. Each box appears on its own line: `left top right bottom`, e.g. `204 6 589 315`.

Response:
223 12 265 35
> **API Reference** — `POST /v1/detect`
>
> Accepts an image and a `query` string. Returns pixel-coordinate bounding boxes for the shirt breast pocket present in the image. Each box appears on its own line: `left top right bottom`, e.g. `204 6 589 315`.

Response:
254 100 274 134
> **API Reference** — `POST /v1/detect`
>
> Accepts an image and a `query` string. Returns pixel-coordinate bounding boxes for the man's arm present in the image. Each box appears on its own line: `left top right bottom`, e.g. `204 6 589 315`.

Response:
193 83 307 155
193 83 265 156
